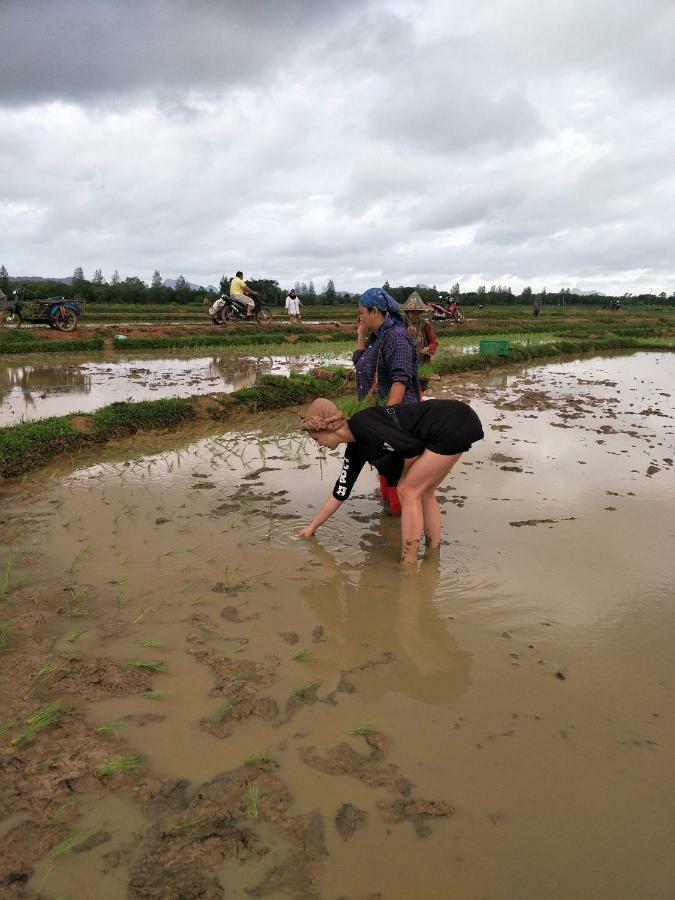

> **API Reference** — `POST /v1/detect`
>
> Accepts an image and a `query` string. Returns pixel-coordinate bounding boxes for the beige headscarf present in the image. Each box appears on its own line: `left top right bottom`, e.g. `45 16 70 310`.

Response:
299 397 347 433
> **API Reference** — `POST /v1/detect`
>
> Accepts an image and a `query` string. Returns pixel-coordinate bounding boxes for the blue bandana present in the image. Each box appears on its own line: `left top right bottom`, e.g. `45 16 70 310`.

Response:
359 287 404 326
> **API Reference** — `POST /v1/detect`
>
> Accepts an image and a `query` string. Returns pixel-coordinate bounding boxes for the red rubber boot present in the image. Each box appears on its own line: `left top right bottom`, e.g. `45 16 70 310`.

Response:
379 475 389 507
387 485 401 516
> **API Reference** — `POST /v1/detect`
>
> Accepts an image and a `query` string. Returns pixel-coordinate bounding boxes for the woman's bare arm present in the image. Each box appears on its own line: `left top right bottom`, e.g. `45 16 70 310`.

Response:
299 495 343 538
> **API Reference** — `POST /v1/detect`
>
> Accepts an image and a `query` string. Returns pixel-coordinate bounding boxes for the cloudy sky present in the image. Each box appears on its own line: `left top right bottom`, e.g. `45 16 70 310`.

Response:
2 0 674 294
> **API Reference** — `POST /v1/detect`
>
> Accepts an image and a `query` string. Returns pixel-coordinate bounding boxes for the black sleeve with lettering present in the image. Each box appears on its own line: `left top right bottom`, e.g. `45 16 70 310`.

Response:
332 443 368 502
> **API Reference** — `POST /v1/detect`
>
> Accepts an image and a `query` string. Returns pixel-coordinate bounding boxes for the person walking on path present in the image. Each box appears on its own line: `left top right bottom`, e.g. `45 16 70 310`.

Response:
533 293 542 318
285 288 303 324
298 397 484 565
230 271 258 318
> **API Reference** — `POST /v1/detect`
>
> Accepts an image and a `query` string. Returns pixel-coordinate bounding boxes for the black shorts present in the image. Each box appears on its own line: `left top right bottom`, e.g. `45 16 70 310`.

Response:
425 404 484 455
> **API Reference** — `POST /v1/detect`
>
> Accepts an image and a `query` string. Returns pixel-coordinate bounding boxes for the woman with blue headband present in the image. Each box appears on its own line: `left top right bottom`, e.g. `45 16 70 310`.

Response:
353 287 420 406
353 287 421 513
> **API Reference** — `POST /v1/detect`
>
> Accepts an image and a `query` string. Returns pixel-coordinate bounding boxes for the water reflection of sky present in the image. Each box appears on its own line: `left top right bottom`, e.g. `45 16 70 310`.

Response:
0 350 354 426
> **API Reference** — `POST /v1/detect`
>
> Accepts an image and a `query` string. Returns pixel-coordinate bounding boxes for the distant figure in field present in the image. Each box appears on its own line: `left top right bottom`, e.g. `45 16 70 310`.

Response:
285 288 303 324
402 292 438 364
533 294 542 318
229 271 258 318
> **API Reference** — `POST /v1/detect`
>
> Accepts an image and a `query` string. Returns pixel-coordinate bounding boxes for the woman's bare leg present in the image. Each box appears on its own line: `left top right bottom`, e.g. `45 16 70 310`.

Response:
421 453 462 548
397 451 462 565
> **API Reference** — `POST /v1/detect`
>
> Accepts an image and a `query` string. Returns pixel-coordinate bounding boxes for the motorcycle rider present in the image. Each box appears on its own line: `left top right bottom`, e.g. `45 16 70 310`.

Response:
229 271 258 318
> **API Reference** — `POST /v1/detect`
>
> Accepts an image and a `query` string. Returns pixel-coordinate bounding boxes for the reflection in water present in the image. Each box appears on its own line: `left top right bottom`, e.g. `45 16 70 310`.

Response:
301 533 472 706
0 349 352 426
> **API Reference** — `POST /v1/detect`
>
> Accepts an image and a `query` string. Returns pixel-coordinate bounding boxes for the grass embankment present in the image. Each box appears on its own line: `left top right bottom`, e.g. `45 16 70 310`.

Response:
433 335 674 375
111 327 351 352
0 330 104 355
0 372 345 478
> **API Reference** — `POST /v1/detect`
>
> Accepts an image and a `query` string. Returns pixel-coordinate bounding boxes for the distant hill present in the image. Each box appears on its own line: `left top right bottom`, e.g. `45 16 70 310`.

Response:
163 278 217 292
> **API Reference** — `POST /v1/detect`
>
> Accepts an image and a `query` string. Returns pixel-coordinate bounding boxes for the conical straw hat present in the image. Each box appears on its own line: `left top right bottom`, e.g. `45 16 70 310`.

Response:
402 291 428 311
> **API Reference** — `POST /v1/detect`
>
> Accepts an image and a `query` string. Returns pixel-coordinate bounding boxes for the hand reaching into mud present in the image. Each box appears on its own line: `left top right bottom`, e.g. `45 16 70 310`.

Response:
298 525 315 540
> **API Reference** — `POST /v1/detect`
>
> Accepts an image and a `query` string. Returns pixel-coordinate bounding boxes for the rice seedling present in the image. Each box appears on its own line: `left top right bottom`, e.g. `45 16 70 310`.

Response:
348 725 376 735
232 670 251 683
95 755 142 778
0 719 16 736
11 700 65 746
60 651 82 663
243 748 269 767
290 649 312 662
48 828 90 859
247 784 260 819
51 798 75 821
139 639 167 649
200 623 219 637
0 557 13 601
158 549 177 560
66 629 88 644
141 689 167 700
134 607 157 623
23 662 57 698
123 659 166 672
216 699 233 721
0 620 11 650
232 643 248 654
96 721 126 737
191 594 212 606
67 543 95 574
293 681 321 695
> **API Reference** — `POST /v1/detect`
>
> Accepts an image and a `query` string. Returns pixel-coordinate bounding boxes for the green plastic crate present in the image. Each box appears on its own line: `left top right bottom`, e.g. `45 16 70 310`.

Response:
479 339 510 356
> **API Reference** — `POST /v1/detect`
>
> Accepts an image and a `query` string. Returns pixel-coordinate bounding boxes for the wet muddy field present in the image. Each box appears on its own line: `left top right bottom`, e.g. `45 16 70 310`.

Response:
1 351 673 899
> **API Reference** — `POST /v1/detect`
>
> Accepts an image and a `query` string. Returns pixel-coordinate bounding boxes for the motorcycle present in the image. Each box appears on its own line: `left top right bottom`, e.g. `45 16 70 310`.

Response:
205 294 273 327
0 288 84 331
428 300 465 323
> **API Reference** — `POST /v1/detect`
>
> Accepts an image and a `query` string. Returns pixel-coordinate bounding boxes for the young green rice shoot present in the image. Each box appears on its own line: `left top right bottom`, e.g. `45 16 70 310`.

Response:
243 748 270 767
216 699 233 721
123 658 166 672
247 784 261 820
95 755 142 777
0 719 16 737
293 681 321 695
349 725 376 735
96 721 127 738
23 663 58 698
139 639 168 649
11 700 65 746
0 620 11 650
67 543 95 574
141 689 167 700
66 629 88 643
48 828 90 859
290 649 312 662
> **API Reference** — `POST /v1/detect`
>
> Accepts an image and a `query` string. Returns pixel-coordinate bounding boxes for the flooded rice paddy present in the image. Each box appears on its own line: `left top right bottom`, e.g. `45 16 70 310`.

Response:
0 351 673 899
0 351 352 426
0 334 552 426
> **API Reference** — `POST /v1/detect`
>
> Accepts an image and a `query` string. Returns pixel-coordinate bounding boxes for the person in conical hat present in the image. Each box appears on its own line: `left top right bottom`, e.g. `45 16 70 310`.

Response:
298 396 484 565
402 292 438 363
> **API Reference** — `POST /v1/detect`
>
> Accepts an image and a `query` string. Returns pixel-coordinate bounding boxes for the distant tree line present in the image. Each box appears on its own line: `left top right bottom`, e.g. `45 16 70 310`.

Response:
0 265 672 308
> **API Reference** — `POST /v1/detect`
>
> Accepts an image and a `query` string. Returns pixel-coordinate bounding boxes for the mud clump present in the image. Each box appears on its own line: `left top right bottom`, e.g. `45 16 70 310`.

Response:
335 803 368 841
279 630 300 645
509 519 557 528
300 731 412 796
377 798 454 839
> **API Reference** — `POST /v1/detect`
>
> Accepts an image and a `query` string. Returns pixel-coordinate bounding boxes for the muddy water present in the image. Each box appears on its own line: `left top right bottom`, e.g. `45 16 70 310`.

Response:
1 351 674 899
0 349 352 426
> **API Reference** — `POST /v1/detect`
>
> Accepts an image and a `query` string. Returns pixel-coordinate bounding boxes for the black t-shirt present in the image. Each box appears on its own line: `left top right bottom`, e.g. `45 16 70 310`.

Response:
331 400 484 501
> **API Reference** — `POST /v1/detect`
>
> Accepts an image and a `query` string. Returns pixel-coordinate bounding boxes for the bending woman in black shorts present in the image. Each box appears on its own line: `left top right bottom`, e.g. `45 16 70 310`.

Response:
298 397 484 565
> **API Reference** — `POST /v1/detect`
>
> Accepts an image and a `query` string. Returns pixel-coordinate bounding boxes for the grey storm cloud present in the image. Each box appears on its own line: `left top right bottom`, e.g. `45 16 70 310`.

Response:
0 0 361 104
1 0 674 294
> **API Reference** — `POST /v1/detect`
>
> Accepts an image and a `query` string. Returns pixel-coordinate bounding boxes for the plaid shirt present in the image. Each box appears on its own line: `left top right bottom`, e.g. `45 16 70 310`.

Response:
353 324 420 402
